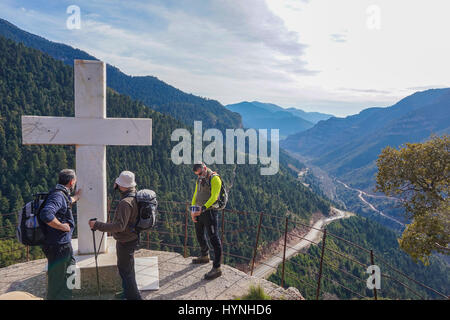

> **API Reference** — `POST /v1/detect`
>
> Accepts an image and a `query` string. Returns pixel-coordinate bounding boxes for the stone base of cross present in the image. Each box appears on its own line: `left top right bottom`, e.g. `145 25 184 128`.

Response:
22 60 152 254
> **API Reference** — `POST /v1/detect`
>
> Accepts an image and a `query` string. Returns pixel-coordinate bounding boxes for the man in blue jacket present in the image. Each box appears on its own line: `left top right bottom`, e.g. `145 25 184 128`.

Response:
39 169 81 300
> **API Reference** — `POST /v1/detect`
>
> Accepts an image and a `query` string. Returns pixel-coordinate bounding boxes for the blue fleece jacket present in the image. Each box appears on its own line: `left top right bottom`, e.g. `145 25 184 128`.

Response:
39 185 74 245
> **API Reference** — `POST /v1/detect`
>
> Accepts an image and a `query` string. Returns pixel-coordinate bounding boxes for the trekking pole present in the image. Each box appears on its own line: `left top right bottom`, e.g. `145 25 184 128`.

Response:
97 188 117 253
89 218 101 297
89 189 117 297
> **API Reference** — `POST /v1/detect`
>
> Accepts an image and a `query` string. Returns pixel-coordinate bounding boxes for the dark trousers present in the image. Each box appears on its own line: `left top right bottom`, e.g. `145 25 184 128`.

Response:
42 242 75 300
195 209 222 268
116 239 142 300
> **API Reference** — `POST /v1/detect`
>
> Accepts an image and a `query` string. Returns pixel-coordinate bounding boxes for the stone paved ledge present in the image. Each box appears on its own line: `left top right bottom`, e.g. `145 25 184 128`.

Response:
0 249 304 300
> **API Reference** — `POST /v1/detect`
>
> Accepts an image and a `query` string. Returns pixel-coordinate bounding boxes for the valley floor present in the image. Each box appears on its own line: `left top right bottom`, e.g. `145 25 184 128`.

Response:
335 179 405 227
252 207 353 279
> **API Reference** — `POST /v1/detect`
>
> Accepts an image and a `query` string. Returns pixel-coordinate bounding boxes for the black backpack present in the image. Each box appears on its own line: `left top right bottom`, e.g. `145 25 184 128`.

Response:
16 190 70 246
209 173 228 210
131 189 158 233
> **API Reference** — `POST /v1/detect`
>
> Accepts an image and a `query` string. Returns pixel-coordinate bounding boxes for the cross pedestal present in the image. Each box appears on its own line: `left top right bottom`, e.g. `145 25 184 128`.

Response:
22 60 154 296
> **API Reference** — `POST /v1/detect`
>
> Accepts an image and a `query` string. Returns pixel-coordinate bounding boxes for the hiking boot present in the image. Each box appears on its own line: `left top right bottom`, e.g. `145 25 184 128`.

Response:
192 255 210 264
114 291 124 300
204 267 222 280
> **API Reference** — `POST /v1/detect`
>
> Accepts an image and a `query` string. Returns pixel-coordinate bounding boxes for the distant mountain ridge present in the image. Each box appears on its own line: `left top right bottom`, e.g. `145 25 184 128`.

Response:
283 107 334 124
282 88 450 190
0 18 241 131
246 101 334 124
225 101 333 138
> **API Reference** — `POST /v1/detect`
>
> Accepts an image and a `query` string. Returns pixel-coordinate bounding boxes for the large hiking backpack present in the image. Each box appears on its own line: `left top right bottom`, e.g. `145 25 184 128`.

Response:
133 189 158 232
209 173 228 210
16 190 70 246
16 193 48 246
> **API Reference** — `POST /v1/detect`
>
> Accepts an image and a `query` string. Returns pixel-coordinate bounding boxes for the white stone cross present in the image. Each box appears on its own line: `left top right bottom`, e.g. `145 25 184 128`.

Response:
21 60 152 254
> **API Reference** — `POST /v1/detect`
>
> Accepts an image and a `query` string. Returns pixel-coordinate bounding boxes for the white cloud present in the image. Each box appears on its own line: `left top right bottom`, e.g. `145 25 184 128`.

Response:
53 0 317 107
1 0 449 116
266 0 450 114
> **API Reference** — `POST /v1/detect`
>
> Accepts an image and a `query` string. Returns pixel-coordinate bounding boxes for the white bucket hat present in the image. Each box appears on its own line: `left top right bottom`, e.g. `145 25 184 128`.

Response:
115 171 137 188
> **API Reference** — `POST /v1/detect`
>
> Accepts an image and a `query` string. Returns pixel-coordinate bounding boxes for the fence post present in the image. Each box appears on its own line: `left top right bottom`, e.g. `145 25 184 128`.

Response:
184 204 189 258
250 212 264 276
26 245 29 262
281 217 289 288
316 228 327 300
370 250 378 300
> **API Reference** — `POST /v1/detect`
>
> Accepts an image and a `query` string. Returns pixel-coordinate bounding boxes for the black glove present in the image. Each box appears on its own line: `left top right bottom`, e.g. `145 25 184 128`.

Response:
89 218 98 231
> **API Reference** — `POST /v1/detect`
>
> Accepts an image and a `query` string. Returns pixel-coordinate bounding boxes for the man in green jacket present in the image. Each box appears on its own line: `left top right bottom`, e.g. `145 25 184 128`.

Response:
191 162 223 280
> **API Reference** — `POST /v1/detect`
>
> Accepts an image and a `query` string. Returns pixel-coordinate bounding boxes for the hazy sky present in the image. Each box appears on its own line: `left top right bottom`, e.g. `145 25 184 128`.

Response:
1 0 449 117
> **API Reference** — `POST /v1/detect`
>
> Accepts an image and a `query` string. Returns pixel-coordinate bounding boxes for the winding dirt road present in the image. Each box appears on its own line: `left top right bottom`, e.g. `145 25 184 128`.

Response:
252 207 352 279
336 180 404 226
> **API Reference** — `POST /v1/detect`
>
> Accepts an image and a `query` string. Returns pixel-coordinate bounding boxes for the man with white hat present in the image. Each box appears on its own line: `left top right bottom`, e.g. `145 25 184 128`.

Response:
89 170 142 300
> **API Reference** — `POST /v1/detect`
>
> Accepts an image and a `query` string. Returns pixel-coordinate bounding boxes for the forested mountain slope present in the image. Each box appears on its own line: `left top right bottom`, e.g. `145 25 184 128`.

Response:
0 18 242 131
282 89 450 191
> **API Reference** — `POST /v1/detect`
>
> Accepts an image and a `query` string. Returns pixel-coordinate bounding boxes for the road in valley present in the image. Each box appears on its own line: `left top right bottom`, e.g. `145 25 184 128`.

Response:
336 180 404 226
252 207 351 279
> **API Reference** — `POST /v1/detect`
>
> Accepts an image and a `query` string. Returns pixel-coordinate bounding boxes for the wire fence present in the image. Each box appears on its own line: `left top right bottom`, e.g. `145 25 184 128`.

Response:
0 200 448 300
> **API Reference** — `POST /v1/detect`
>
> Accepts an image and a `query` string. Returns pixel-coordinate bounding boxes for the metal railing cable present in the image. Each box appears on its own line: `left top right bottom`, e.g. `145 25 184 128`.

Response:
319 272 368 299
325 247 370 269
1 200 448 300
380 272 425 300
284 269 317 290
321 258 367 285
373 252 448 299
